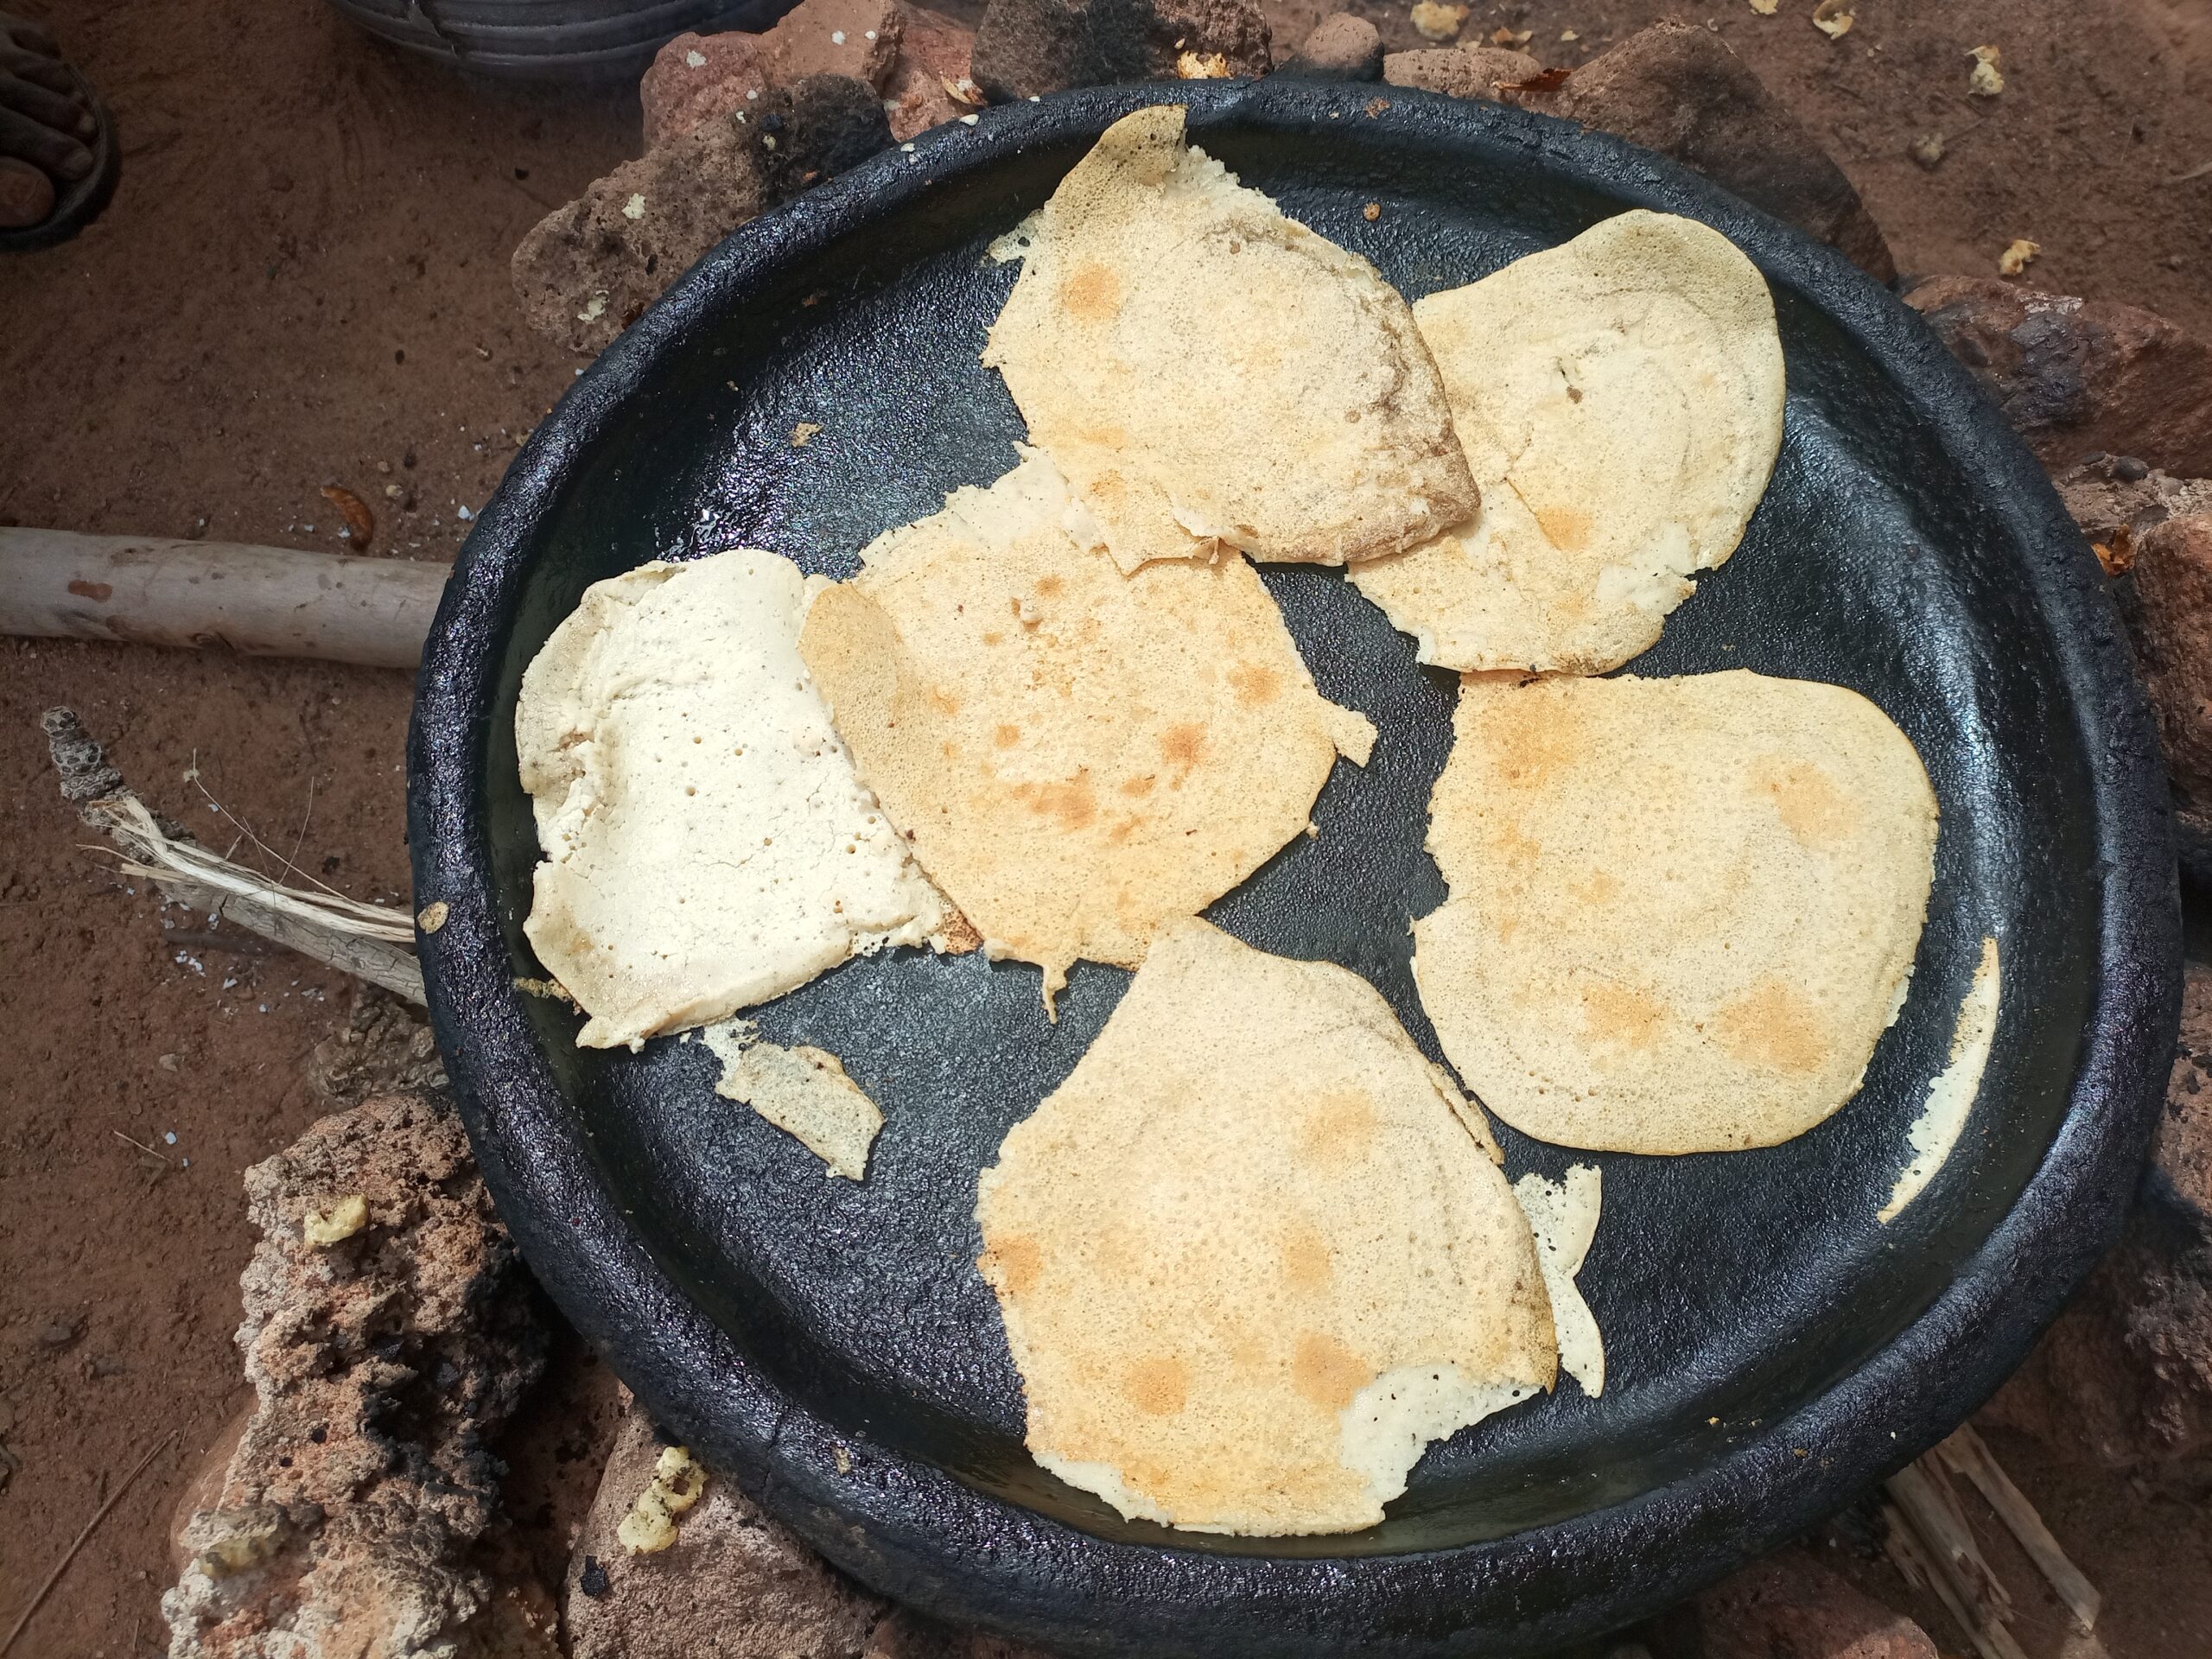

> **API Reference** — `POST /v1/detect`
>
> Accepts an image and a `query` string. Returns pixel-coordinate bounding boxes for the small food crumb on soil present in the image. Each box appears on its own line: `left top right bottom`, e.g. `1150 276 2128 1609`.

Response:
1812 0 1854 41
1999 238 2041 276
1408 2 1465 42
1911 132 1947 169
1969 44 2005 95
302 1192 368 1245
616 1445 708 1554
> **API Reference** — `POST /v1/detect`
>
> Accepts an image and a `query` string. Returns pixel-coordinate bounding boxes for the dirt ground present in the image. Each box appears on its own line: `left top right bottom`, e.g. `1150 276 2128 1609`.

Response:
2 0 2210 1654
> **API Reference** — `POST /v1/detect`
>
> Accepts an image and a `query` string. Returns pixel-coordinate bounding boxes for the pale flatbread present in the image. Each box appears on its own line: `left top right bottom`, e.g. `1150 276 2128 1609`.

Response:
1878 937 1999 1223
516 551 952 1050
702 1019 883 1181
983 105 1478 574
1414 671 1937 1153
1512 1166 1605 1397
799 451 1375 1007
1351 210 1785 673
976 919 1556 1536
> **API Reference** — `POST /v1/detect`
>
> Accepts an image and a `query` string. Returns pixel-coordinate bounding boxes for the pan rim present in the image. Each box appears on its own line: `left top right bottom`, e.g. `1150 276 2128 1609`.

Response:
407 78 2180 1655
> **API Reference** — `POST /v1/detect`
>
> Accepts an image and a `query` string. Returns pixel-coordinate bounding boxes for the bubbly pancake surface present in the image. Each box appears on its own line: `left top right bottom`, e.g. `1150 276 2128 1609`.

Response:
984 105 1478 574
1351 210 1784 674
798 452 1374 1006
976 919 1556 1536
1414 671 1938 1154
515 551 949 1050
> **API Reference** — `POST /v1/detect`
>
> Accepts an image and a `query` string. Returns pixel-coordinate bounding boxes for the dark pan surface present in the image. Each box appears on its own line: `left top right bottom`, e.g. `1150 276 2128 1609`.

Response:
409 80 2181 1656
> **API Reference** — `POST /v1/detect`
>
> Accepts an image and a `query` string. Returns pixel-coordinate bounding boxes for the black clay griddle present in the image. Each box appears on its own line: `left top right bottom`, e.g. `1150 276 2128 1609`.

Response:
408 80 2182 1657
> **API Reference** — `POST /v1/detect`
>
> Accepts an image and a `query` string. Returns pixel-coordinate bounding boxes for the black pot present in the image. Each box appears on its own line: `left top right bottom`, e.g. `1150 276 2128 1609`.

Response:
324 0 792 79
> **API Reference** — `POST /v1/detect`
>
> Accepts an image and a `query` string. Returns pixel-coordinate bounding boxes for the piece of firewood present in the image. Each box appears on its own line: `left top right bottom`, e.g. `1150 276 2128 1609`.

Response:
1 527 447 668
1936 1425 2101 1632
1885 1459 2028 1659
41 707 425 1003
1885 1500 2008 1659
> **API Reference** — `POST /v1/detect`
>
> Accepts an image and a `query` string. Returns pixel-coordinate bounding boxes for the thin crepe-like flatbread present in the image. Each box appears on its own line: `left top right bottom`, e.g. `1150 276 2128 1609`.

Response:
799 452 1374 1006
1512 1166 1605 1397
1352 210 1784 673
1414 671 1937 1153
516 551 953 1050
702 1019 884 1181
976 919 1556 1536
983 105 1478 574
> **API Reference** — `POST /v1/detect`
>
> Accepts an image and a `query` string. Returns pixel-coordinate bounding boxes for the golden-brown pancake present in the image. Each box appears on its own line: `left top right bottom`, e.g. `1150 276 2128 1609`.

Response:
984 105 1478 574
1414 671 1937 1152
1352 211 1784 673
976 919 1556 1535
799 453 1373 1007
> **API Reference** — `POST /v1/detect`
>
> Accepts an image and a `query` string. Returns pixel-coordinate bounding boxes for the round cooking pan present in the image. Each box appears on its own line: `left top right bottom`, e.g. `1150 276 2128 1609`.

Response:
408 79 2181 1656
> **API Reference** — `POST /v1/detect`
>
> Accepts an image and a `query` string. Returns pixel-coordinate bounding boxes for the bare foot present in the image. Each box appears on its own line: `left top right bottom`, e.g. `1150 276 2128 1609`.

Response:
1 10 96 231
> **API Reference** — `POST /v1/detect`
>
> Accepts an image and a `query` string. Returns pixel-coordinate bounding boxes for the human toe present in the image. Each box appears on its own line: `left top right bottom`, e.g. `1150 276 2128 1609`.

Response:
0 152 52 226
0 105 90 179
0 68 92 137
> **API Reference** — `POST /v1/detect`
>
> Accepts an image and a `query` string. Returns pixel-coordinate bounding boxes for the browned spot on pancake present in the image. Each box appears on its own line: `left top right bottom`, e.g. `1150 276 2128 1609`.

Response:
1123 1355 1189 1416
1227 662 1282 707
1036 575 1066 598
928 685 961 715
1579 977 1668 1051
981 630 1004 646
1713 979 1827 1074
1751 755 1856 849
985 1234 1042 1295
1119 773 1157 798
1062 260 1125 323
1280 1224 1332 1292
1107 813 1147 845
1484 818 1544 873
1292 1332 1372 1411
1014 775 1098 832
1565 868 1620 906
994 723 1022 749
1298 1089 1378 1166
1160 722 1206 774
1482 696 1582 789
1533 504 1592 553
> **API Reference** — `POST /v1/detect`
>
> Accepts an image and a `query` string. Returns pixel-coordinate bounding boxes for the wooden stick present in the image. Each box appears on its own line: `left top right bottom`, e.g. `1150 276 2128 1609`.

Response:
1885 1501 2002 1659
42 708 426 1004
1938 1425 2101 1631
0 526 447 668
1885 1460 2028 1659
0 1431 177 1656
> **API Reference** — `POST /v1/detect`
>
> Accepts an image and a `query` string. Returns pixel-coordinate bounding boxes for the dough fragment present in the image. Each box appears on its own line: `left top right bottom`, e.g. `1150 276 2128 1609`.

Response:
799 452 1374 1007
976 919 1556 1535
516 550 954 1050
702 1019 884 1181
1351 210 1785 672
983 105 1478 574
1878 937 2000 1223
1414 671 1937 1153
1512 1166 1605 1397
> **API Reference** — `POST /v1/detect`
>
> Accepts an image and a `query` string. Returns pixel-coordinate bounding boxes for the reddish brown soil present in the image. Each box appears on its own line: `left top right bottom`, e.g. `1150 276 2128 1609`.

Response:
2 0 2209 1655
